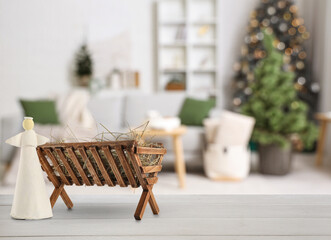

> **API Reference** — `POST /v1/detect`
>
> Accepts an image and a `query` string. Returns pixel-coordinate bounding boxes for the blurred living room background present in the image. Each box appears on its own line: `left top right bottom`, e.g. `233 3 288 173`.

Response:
1 0 331 195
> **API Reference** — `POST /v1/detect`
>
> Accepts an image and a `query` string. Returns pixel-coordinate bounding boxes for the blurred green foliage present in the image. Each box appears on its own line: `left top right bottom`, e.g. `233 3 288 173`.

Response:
241 31 318 149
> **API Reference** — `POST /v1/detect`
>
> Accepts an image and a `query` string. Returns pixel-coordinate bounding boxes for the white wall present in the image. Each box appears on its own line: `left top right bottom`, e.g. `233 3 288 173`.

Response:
0 0 154 117
0 0 325 116
218 0 259 107
0 0 85 115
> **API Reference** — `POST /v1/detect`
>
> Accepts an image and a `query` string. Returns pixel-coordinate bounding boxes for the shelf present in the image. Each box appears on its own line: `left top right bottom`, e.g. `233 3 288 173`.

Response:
192 42 216 47
157 0 218 95
159 20 217 25
159 42 187 47
161 69 187 73
163 89 186 92
159 42 217 47
160 68 217 73
94 89 141 97
192 69 217 73
159 20 186 25
190 19 217 25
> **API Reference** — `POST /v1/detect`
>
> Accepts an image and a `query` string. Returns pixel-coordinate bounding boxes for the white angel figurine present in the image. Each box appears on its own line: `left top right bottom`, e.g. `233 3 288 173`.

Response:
6 117 53 220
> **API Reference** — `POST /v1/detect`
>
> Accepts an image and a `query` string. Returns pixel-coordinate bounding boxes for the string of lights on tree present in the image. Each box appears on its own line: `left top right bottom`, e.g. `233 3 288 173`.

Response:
232 0 319 115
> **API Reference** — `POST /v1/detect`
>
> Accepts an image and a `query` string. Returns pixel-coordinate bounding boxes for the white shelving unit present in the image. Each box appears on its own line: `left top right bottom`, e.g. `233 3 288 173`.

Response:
156 0 218 95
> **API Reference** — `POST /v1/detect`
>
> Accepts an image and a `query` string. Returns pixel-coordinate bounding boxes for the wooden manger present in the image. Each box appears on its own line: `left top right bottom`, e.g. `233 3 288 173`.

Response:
36 140 166 220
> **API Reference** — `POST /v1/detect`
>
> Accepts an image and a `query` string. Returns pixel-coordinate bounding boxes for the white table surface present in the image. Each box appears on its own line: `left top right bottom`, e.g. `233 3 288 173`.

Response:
1 194 331 239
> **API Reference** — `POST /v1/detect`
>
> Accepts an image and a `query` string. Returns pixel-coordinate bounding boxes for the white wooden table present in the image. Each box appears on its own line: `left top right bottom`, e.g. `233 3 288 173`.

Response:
1 194 331 239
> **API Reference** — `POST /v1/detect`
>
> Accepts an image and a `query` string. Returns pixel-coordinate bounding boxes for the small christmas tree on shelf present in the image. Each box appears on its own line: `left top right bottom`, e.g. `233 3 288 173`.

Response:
232 0 319 117
241 31 318 150
75 44 93 87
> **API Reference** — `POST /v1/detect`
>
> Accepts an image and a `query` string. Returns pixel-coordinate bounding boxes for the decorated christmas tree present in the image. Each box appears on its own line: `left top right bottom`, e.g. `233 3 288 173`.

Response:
241 31 318 150
232 0 319 117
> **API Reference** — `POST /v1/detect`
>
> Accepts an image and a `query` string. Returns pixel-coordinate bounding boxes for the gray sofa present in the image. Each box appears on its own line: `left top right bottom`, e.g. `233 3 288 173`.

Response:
0 92 207 172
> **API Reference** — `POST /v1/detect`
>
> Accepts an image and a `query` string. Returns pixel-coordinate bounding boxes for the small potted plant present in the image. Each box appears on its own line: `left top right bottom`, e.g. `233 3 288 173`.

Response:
75 44 93 87
241 32 318 175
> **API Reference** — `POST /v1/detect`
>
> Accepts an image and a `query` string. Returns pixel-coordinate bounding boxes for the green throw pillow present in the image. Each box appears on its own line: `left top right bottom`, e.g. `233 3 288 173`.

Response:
20 99 60 125
178 97 216 126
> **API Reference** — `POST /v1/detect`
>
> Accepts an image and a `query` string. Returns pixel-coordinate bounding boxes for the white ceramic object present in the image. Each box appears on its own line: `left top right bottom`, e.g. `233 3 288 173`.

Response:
5 117 52 220
149 117 181 131
146 110 180 131
204 144 251 180
203 111 255 180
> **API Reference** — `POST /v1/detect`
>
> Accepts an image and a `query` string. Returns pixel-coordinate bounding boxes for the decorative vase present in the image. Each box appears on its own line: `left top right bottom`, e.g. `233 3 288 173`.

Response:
258 144 292 175
108 69 122 90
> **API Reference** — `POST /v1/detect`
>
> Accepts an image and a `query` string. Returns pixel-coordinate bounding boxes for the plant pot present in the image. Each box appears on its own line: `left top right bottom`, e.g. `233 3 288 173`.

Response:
258 144 292 175
78 75 91 87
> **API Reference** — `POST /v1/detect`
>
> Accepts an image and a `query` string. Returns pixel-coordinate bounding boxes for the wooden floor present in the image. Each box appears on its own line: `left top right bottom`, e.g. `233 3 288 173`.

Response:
1 194 331 239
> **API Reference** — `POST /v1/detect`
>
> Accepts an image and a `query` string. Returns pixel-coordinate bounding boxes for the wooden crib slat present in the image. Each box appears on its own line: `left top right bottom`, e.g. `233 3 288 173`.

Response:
135 147 167 155
147 155 164 179
89 147 114 187
115 146 137 188
146 177 158 185
55 148 81 186
37 149 62 187
78 147 103 186
44 149 71 185
101 146 126 187
140 165 162 174
127 150 147 187
66 147 92 186
42 140 135 149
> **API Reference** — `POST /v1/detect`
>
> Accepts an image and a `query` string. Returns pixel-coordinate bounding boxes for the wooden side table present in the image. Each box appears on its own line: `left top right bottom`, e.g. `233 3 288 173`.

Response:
142 126 187 188
315 113 331 166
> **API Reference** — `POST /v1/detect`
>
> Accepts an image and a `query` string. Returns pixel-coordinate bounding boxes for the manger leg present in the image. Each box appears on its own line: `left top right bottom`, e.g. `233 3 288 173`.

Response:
50 184 64 208
50 184 73 209
134 190 150 220
60 189 73 209
148 187 159 215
